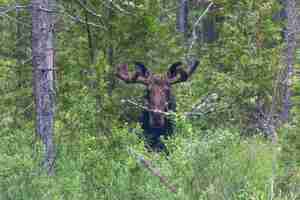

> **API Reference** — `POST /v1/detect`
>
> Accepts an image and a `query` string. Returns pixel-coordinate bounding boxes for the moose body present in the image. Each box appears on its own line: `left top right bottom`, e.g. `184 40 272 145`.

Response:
117 60 199 150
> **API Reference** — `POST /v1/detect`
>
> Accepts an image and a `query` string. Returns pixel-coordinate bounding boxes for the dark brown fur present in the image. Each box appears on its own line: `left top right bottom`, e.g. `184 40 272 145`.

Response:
117 61 199 150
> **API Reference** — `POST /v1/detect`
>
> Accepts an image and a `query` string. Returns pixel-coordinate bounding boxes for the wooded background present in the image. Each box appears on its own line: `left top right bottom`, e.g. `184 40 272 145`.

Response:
0 0 300 199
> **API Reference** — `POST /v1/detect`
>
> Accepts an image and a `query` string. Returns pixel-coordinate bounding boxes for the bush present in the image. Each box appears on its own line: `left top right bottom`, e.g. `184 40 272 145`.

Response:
0 116 299 199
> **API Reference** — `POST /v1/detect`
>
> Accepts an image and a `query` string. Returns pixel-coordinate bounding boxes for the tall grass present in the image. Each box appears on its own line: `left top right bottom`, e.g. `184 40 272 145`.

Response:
0 121 299 200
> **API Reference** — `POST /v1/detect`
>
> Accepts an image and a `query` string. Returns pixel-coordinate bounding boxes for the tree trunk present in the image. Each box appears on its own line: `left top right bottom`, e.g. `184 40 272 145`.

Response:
177 0 189 40
31 0 56 175
107 1 115 96
83 7 105 136
280 0 298 123
202 15 217 43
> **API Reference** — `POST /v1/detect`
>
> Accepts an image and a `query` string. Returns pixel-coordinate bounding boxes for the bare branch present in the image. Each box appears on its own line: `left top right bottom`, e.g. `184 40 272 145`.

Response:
0 12 31 27
101 0 137 16
38 6 56 13
129 148 177 193
0 102 34 124
57 3 107 30
0 3 30 16
122 96 218 118
187 2 214 56
121 99 174 116
75 0 103 18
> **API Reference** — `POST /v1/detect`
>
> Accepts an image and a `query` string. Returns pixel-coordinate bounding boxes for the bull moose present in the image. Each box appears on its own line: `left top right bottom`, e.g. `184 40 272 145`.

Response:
117 60 199 151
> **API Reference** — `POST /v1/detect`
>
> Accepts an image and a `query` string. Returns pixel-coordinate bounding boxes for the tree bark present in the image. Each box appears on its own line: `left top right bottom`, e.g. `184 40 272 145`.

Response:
177 0 189 40
280 0 298 123
106 0 115 96
31 0 56 175
83 7 105 136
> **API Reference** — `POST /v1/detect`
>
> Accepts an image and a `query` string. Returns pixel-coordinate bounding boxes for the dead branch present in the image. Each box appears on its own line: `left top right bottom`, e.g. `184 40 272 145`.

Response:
129 149 177 193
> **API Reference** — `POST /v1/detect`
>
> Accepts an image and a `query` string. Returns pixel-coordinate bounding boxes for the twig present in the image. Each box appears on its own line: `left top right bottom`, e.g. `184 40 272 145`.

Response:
121 95 218 118
121 99 174 116
0 2 108 30
193 2 214 31
0 4 30 16
38 6 56 13
22 56 33 65
0 13 31 27
58 4 107 30
0 102 34 124
129 148 177 193
185 93 218 117
187 2 214 56
100 0 137 16
75 0 103 18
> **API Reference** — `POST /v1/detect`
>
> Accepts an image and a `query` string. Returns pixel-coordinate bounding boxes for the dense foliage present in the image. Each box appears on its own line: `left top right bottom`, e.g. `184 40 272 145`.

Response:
0 0 300 199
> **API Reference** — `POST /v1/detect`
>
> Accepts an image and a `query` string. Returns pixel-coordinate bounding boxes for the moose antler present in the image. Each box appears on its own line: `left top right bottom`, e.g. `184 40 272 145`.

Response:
167 60 199 84
116 63 150 84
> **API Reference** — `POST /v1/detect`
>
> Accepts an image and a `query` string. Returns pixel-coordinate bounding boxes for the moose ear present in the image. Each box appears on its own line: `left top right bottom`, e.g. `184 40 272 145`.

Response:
134 62 150 78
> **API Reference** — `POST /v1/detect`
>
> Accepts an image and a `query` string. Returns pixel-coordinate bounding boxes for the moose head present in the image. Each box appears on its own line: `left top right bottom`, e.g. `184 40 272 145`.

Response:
117 60 199 149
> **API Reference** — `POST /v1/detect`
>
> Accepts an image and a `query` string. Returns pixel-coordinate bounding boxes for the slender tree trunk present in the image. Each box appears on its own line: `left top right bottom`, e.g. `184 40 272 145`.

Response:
107 47 114 95
177 0 189 40
159 0 167 22
202 15 217 43
15 0 33 122
15 2 29 125
280 0 298 122
190 1 217 43
86 19 95 64
31 0 56 175
107 1 115 96
84 8 105 136
177 0 201 69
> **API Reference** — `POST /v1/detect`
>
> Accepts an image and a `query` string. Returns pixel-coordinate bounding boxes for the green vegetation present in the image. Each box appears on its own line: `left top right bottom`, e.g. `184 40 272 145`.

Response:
1 120 300 199
0 0 300 199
